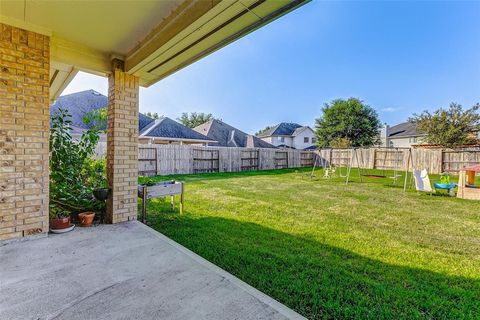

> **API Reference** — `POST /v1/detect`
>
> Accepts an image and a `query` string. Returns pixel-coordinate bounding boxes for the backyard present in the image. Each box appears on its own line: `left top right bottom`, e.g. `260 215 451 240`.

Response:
140 168 480 319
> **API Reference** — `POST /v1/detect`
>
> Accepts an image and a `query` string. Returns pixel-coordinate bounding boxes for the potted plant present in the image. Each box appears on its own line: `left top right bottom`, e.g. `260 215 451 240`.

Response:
49 204 74 233
92 171 110 201
89 161 110 201
78 211 96 227
139 176 157 186
93 187 109 201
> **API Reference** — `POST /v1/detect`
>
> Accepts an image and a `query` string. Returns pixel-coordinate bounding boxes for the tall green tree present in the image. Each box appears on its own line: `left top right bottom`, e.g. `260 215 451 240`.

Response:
177 112 218 128
255 125 273 136
144 111 161 119
82 107 107 131
410 103 480 147
315 98 381 147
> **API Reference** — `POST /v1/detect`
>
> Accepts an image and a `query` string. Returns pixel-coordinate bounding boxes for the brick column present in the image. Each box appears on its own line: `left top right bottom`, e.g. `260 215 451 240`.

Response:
0 24 50 241
106 60 139 223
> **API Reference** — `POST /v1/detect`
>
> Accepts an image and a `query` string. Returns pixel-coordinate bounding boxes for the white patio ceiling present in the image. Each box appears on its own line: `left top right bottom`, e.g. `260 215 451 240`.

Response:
0 0 308 100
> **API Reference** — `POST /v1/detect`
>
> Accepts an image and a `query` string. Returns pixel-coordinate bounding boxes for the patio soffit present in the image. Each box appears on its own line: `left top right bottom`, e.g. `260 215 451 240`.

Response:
0 0 309 100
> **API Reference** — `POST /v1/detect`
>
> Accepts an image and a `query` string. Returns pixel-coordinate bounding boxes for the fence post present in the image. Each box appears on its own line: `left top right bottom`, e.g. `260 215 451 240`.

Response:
371 148 376 169
439 149 444 174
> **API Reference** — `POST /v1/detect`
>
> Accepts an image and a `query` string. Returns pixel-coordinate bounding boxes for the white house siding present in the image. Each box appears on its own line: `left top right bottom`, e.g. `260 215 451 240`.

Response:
262 136 275 144
292 128 316 149
260 136 294 148
389 137 423 148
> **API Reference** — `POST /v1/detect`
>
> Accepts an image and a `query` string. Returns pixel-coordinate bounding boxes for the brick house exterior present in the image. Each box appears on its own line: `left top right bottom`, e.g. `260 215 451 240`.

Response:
0 1 306 241
0 24 50 240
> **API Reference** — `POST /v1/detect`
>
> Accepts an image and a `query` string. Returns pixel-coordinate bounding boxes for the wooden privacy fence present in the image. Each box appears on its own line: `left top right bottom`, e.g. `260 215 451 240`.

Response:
274 151 288 169
138 147 157 176
193 148 219 173
442 148 480 173
138 145 317 176
96 144 480 176
317 147 480 174
241 149 259 171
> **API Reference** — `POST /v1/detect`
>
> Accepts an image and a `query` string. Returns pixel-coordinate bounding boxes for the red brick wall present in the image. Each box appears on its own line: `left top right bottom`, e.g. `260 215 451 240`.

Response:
0 24 50 240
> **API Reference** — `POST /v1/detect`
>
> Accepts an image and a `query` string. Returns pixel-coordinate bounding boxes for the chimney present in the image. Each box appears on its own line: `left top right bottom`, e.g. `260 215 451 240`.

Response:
246 135 255 148
379 123 389 147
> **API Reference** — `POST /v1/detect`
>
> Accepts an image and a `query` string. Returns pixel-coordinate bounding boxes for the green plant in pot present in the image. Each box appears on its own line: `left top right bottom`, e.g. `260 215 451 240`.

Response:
86 158 110 201
139 176 157 186
49 204 72 231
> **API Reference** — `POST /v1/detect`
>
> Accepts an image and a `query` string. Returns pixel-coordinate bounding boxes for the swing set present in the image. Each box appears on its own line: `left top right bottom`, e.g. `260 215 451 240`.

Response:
307 151 347 179
344 147 414 190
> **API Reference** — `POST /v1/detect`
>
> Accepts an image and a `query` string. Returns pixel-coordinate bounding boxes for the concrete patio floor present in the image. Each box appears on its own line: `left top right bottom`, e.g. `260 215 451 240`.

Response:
0 221 305 320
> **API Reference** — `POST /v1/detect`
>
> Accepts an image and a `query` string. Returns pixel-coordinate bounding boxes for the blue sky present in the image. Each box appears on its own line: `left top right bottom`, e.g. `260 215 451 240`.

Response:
63 1 480 133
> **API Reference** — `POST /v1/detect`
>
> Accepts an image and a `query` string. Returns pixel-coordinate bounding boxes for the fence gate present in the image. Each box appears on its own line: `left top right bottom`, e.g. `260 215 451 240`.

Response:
300 151 315 167
331 149 351 167
193 148 219 173
442 149 480 173
138 148 157 176
374 149 404 170
241 149 259 171
274 151 288 169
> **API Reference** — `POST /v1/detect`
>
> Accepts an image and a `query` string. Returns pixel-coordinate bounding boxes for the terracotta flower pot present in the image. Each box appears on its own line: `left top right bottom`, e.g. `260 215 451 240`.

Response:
78 212 95 227
50 216 71 230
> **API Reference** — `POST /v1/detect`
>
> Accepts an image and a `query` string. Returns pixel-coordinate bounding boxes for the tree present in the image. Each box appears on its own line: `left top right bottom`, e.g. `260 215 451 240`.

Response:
315 98 381 147
330 137 352 148
50 108 105 211
410 103 480 147
177 112 218 128
83 107 107 131
144 111 161 119
255 125 273 136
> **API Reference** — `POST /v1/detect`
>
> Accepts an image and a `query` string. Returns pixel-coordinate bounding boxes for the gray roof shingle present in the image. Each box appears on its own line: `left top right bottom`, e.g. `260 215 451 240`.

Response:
50 90 212 142
194 119 276 148
139 113 155 132
388 122 424 138
51 89 108 129
257 122 303 137
140 117 215 142
50 89 155 132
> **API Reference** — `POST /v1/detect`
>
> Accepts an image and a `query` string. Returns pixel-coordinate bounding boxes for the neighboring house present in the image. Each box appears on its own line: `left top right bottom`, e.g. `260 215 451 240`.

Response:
257 123 316 150
50 89 213 145
379 122 426 148
139 117 215 145
193 119 275 148
50 89 109 141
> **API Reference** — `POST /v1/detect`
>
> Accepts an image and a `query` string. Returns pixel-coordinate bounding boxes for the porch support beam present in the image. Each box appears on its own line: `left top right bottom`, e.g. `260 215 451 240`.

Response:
0 23 50 241
106 59 139 223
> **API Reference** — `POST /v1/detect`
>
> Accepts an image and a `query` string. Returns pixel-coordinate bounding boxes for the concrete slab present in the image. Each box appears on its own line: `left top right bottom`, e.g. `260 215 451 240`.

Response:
0 221 305 320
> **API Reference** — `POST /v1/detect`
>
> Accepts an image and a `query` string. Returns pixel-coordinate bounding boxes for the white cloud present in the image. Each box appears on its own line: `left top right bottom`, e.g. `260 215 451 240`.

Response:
381 107 399 112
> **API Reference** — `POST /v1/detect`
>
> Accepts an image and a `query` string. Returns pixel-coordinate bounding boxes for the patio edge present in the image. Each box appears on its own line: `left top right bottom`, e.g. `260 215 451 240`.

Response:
136 221 307 320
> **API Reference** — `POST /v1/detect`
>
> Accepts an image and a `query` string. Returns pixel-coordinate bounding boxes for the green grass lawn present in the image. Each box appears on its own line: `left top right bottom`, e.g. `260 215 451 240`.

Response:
139 168 480 319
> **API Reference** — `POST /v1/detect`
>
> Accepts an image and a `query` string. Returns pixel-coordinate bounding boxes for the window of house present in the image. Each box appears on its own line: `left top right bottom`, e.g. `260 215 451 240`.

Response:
409 137 418 143
304 137 309 143
389 141 394 148
279 137 285 143
312 138 317 144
